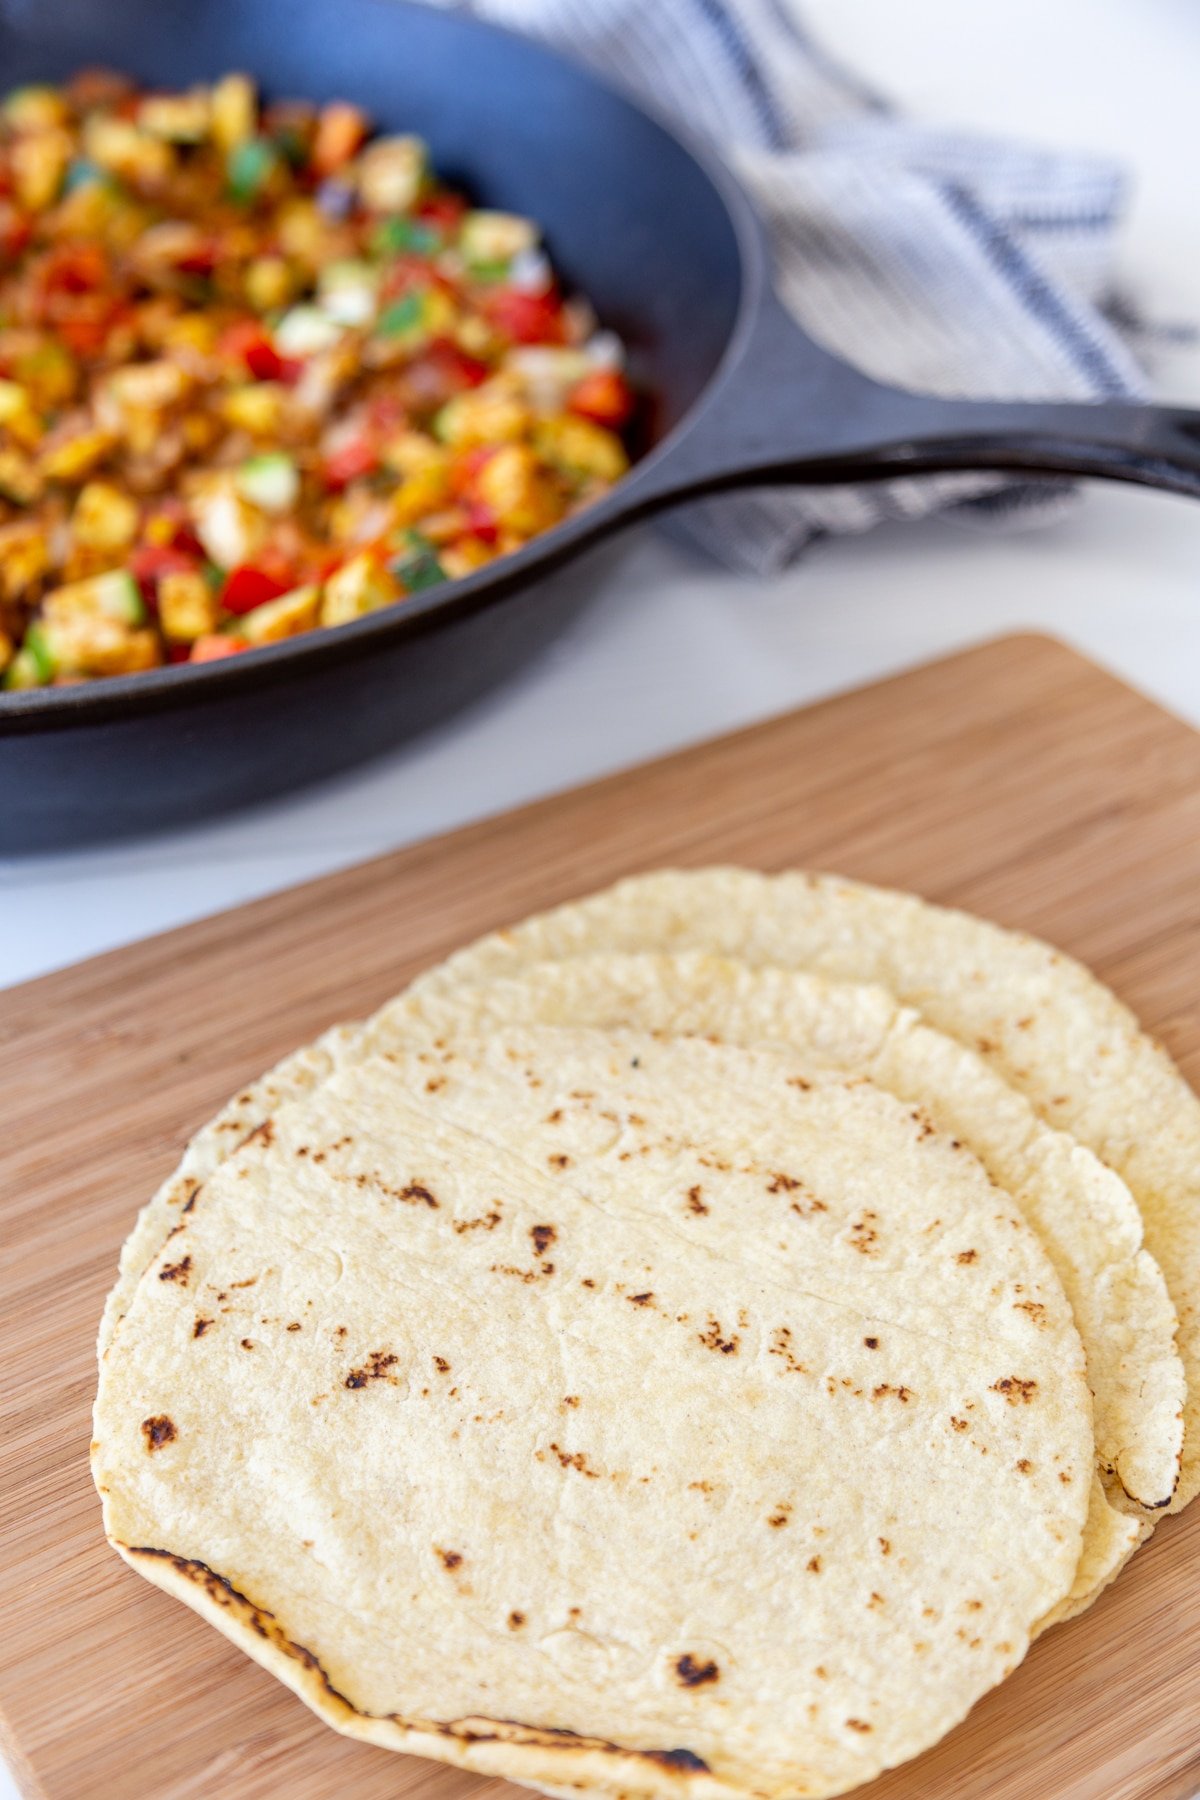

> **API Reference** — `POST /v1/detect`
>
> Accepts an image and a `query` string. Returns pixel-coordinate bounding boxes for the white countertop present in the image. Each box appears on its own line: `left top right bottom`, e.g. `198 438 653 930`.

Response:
3 1 1199 1793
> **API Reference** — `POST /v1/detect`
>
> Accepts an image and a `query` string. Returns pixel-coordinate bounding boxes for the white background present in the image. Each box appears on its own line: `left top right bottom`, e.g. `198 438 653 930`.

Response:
3 0 1199 1790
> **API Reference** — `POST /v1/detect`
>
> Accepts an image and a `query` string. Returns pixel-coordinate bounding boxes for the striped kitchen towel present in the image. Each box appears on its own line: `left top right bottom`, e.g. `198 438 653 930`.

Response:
436 0 1151 573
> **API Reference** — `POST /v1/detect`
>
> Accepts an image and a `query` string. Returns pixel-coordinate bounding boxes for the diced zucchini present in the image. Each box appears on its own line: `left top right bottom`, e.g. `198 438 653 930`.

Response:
239 584 321 644
39 430 113 483
235 451 300 514
105 358 189 411
43 568 145 626
356 134 427 213
39 614 160 677
375 292 426 340
274 304 342 356
211 73 257 152
227 136 280 205
390 531 447 594
83 115 172 186
371 216 438 257
459 210 538 268
319 553 397 626
3 645 47 690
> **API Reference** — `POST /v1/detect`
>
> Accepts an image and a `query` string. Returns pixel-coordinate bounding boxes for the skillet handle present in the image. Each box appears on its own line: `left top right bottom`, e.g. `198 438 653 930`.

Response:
623 289 1200 512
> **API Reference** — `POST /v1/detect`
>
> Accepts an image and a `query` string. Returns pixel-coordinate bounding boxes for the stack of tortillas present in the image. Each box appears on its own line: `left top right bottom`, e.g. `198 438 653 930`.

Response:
93 868 1198 1799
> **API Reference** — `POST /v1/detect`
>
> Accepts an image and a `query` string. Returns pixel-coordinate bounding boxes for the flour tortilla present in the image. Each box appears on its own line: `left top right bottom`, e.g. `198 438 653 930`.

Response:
95 1029 1091 1800
417 869 1197 1509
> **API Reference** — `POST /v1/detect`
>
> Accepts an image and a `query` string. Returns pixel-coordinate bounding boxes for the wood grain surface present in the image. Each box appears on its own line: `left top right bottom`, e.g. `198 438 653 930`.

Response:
3 632 1200 1800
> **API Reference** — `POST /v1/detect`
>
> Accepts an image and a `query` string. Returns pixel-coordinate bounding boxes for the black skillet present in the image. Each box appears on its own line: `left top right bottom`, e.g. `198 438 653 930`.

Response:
3 0 1200 852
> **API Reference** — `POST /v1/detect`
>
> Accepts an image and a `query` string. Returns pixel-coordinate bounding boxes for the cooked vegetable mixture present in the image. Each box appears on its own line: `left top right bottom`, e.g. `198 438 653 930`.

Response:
0 71 636 687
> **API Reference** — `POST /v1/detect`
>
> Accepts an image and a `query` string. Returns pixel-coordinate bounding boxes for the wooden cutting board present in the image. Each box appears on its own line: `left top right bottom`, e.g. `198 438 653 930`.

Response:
5 631 1200 1800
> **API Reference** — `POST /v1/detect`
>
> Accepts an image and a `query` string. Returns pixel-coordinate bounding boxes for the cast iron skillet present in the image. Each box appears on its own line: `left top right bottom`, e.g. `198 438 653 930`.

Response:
3 0 1200 852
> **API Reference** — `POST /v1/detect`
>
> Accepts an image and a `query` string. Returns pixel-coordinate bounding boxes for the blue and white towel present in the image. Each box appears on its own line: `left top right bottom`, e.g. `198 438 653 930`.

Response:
440 0 1153 572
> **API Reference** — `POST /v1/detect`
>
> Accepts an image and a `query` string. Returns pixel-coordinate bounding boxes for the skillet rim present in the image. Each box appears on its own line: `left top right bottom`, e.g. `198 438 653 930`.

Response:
0 0 769 732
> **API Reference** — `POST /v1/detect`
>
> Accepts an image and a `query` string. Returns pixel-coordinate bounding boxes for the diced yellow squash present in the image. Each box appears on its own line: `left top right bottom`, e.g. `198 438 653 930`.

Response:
379 430 448 478
159 569 222 642
356 135 427 212
319 553 397 626
0 379 40 447
459 210 538 266
244 254 296 313
439 538 494 579
104 358 190 413
435 380 531 449
239 584 321 644
0 446 43 503
4 86 69 131
71 481 139 553
161 312 220 358
534 413 628 482
138 90 211 142
474 443 562 536
221 383 288 436
40 429 114 483
276 198 326 263
11 128 71 211
389 459 453 528
83 115 173 186
210 73 257 152
0 520 50 599
192 484 268 567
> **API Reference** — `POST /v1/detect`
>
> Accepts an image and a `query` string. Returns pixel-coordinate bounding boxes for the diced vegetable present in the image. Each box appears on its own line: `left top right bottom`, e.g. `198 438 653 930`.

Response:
210 73 257 151
71 481 139 553
311 101 368 176
190 633 250 662
235 451 300 513
219 564 294 616
43 568 145 625
319 551 396 625
274 304 342 356
459 211 538 268
139 90 210 142
239 584 321 643
356 135 427 212
227 137 280 205
158 568 222 641
192 487 268 568
390 531 447 594
0 69 634 695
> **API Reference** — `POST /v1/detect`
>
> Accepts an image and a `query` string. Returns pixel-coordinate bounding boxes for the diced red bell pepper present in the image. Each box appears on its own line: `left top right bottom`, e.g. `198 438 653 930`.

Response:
190 634 251 662
220 564 293 615
39 241 109 297
322 435 379 489
416 192 467 235
465 502 499 545
128 543 200 607
569 369 634 429
427 339 489 391
218 319 286 382
482 287 566 345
